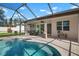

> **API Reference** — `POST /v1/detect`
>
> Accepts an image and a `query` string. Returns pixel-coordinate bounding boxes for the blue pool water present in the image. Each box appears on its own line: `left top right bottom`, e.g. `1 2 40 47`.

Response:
0 38 61 56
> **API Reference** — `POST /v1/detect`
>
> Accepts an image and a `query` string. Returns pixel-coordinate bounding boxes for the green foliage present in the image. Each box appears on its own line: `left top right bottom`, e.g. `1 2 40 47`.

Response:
7 28 12 33
0 8 6 26
0 32 25 37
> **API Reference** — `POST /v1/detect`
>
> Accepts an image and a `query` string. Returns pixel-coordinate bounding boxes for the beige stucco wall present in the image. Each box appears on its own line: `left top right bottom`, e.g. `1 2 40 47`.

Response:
50 14 79 42
52 14 79 40
25 14 79 42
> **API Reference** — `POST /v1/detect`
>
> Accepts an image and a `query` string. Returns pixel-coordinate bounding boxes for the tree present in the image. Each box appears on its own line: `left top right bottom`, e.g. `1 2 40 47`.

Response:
0 8 5 26
13 18 19 26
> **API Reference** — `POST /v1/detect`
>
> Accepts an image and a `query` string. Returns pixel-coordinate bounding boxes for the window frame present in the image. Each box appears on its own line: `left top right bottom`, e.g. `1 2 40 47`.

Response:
56 20 70 31
63 21 70 31
57 21 62 31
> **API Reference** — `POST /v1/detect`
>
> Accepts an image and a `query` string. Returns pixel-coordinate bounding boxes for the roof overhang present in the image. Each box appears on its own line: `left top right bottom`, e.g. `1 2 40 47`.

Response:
24 8 79 23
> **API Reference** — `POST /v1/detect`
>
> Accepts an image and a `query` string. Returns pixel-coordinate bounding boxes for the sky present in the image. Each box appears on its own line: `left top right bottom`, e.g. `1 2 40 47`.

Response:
0 3 78 20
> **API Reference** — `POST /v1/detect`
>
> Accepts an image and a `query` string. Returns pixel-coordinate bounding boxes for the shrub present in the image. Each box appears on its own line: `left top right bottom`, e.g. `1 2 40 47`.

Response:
14 31 18 34
7 28 12 33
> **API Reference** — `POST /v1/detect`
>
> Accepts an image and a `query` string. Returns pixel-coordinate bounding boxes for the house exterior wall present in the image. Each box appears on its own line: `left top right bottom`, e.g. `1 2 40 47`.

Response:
24 14 79 42
51 14 79 42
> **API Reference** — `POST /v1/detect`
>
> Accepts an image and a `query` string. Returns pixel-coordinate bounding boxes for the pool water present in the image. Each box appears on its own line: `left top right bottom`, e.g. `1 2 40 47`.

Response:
0 38 61 56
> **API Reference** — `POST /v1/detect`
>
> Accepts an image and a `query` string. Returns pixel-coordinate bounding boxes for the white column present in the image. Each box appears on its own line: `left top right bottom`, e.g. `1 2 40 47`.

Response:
38 24 41 34
24 23 29 35
44 23 47 39
39 24 41 34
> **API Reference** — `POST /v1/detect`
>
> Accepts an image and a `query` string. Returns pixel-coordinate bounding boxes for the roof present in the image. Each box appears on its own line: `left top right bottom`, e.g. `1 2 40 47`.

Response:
24 8 79 23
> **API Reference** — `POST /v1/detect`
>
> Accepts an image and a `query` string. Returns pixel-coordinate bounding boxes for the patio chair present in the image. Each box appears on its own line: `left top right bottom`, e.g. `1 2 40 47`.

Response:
57 31 67 39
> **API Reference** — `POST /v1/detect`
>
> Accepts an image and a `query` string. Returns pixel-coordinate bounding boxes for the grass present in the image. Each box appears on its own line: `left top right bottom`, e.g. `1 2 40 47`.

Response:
0 32 25 37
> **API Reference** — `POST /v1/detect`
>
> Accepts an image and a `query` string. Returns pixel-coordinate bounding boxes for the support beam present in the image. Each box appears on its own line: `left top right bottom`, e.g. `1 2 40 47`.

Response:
0 4 28 21
70 3 79 7
11 11 16 19
9 10 16 27
24 23 30 35
16 4 25 10
16 11 28 20
48 3 53 14
25 4 37 18
78 24 79 42
17 13 22 34
44 23 47 39
9 4 24 26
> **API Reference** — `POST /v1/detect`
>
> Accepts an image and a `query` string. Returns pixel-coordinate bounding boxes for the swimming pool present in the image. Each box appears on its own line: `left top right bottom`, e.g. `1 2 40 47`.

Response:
0 38 61 56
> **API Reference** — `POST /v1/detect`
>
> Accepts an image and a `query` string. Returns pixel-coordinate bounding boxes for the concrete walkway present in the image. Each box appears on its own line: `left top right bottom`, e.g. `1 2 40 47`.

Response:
0 35 79 56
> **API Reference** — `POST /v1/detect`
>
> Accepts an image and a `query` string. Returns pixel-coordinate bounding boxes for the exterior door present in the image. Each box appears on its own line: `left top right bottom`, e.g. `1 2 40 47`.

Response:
47 24 52 35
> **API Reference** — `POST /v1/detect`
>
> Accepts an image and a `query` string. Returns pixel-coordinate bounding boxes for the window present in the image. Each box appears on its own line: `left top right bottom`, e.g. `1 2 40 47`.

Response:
57 20 70 31
63 21 69 31
40 24 44 34
57 21 62 30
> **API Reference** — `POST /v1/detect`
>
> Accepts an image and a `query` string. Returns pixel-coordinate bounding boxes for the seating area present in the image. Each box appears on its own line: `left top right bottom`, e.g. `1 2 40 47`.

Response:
57 31 67 39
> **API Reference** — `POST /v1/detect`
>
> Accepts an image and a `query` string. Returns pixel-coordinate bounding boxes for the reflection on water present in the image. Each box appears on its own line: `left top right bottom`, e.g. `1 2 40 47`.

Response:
5 38 26 56
0 38 61 56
